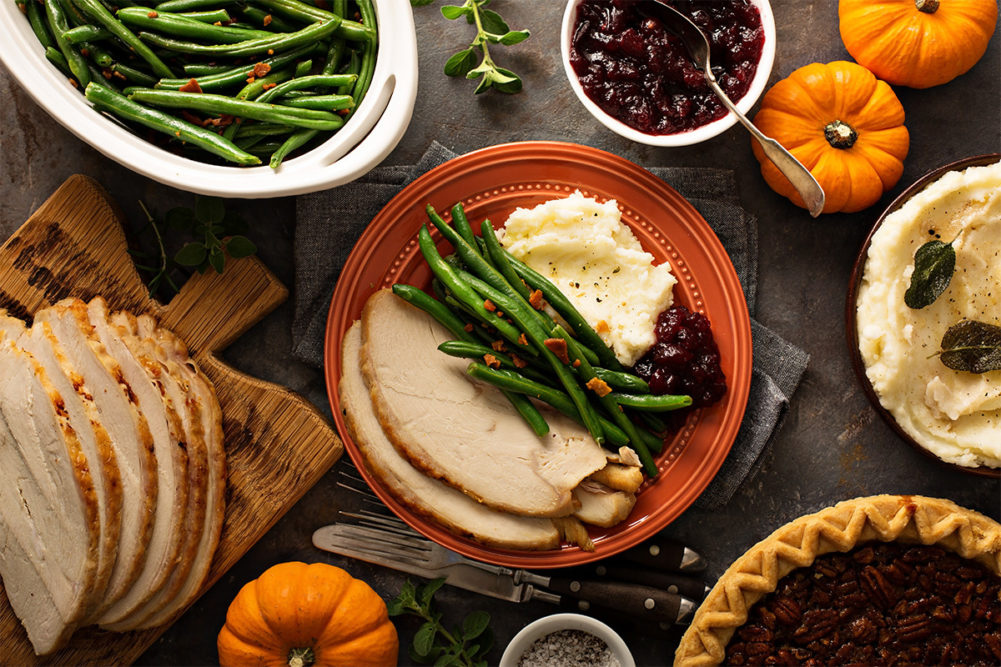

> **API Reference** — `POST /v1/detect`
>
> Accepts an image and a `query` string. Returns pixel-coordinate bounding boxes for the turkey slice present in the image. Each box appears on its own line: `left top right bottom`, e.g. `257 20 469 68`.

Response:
99 311 209 632
20 320 122 613
360 289 607 517
341 323 560 550
129 314 225 630
0 322 99 653
85 300 189 628
573 481 636 528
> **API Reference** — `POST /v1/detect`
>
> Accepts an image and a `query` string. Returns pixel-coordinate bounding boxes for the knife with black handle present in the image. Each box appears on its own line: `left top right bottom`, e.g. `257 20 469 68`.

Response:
560 562 709 600
531 574 697 626
614 536 706 573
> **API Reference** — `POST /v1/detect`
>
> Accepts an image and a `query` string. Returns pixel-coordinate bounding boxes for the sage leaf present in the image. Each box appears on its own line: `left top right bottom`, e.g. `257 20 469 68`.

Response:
939 320 1001 374
904 239 955 309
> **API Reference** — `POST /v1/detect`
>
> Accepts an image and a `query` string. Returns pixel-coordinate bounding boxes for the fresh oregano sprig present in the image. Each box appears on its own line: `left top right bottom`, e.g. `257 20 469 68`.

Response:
411 0 529 94
388 578 493 667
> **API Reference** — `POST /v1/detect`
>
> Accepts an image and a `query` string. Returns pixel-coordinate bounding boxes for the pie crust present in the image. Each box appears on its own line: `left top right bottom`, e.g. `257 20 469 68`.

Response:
674 494 1001 666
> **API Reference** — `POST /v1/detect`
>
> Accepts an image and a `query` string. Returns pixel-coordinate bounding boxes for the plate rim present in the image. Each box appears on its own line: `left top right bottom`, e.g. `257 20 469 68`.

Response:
324 140 753 567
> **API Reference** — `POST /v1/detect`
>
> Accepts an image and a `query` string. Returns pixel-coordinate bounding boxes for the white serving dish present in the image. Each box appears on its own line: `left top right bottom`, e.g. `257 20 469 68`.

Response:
0 0 418 198
561 0 776 147
499 613 636 667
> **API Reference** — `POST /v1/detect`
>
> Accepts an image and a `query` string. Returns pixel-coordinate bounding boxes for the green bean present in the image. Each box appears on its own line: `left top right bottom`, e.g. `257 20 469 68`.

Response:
44 0 90 86
351 0 376 106
505 392 550 437
593 368 650 393
480 216 531 300
417 226 531 354
111 61 157 86
73 0 174 78
119 7 273 42
607 393 692 412
236 66 292 98
320 0 347 74
85 82 261 165
180 8 230 22
250 0 373 41
279 94 352 111
268 128 314 167
26 0 57 49
294 58 312 77
505 250 624 372
62 23 111 43
182 62 231 76
155 44 313 90
233 122 295 138
255 72 356 102
138 17 338 57
44 45 72 76
336 47 358 94
241 5 296 31
466 363 630 447
56 0 87 27
154 0 236 11
233 134 266 151
79 40 112 67
637 411 667 433
437 340 553 386
128 88 345 129
449 202 478 250
450 261 605 445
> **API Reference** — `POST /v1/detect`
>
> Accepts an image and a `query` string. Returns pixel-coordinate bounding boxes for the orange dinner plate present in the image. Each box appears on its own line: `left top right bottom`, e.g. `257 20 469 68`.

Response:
324 141 752 567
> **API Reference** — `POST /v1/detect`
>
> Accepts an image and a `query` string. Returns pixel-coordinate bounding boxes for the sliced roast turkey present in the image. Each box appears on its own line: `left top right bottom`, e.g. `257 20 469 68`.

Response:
99 311 209 632
34 298 162 618
85 299 190 628
129 313 225 630
341 323 560 550
19 319 123 612
0 322 100 653
360 289 607 518
572 482 636 528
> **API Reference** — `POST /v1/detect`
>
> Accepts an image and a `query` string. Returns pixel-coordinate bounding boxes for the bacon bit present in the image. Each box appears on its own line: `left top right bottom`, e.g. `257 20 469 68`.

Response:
179 78 203 93
146 10 157 17
69 78 79 88
544 338 570 364
496 311 504 318
463 323 474 333
483 299 496 312
179 110 203 125
80 48 90 57
586 377 612 397
113 70 127 80
262 82 277 90
511 354 527 369
16 2 26 14
267 48 274 55
174 130 182 137
213 20 222 25
573 359 581 368
518 333 528 346
490 340 506 352
337 109 350 116
102 69 113 80
596 319 610 334
245 76 255 84
263 13 272 25
529 289 543 310
253 62 271 77
483 354 501 369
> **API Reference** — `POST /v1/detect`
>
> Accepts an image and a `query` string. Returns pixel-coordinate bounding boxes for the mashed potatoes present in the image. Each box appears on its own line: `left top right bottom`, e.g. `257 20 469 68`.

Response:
499 191 676 367
856 163 1001 468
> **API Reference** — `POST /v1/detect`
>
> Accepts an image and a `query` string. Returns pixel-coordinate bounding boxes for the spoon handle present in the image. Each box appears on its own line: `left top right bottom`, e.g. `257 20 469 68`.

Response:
705 75 826 217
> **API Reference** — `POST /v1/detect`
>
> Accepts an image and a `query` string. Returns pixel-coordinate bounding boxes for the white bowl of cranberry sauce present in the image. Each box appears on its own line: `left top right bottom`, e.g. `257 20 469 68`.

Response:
562 0 776 147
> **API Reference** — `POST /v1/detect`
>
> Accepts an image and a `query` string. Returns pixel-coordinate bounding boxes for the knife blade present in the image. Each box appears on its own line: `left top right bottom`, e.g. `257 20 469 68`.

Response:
312 525 696 625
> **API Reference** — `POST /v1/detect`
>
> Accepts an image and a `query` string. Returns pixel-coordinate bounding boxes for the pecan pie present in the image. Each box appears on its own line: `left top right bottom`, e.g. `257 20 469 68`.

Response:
675 495 1001 666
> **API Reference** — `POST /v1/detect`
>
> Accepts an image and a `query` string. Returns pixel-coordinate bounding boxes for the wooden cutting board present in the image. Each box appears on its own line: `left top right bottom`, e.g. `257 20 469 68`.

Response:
0 175 343 665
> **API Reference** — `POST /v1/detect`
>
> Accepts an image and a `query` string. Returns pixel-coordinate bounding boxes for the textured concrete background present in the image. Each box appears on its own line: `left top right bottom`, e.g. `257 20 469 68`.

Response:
1 1 999 665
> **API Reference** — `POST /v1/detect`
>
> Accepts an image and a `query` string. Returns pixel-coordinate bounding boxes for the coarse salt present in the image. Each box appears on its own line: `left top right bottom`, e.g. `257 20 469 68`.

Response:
517 629 621 667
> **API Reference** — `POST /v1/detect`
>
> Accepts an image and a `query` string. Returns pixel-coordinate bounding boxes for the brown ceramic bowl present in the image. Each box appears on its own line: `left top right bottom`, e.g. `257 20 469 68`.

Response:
846 153 1001 479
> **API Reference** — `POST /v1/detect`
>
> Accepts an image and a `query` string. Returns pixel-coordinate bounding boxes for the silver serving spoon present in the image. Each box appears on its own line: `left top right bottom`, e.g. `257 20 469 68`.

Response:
638 0 826 217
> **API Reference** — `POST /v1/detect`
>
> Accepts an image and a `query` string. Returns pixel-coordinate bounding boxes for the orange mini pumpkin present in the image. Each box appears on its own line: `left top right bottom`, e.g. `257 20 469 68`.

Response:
217 562 398 667
751 61 910 214
839 0 998 88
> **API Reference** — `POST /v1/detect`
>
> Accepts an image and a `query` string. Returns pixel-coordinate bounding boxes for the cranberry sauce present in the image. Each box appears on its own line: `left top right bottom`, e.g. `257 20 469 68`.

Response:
570 0 764 135
634 304 727 413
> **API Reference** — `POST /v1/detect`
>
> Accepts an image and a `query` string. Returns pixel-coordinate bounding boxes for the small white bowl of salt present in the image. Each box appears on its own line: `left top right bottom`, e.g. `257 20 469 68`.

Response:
499 613 635 667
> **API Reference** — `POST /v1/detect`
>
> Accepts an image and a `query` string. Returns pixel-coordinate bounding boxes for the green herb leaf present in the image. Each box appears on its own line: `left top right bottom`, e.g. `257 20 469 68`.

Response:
166 206 196 232
489 66 522 93
939 320 1001 374
410 0 435 5
386 598 404 617
175 242 207 267
461 610 490 640
208 247 226 274
195 196 225 225
479 8 508 34
414 622 437 657
498 29 530 45
419 577 447 606
904 239 955 309
440 4 468 19
444 48 477 77
226 235 257 258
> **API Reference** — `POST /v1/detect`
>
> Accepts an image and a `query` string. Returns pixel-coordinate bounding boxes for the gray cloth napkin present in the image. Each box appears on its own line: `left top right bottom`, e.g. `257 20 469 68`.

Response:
294 141 808 509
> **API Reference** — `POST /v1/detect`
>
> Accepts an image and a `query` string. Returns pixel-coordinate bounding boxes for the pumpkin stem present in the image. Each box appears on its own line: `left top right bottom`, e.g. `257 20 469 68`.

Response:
915 0 939 13
287 647 316 667
824 120 858 149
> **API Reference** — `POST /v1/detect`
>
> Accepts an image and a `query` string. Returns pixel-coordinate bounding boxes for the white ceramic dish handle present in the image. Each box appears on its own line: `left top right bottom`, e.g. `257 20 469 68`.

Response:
0 0 419 198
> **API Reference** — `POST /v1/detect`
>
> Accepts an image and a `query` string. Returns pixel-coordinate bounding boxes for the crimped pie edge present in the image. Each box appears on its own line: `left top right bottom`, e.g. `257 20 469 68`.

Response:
674 494 1001 666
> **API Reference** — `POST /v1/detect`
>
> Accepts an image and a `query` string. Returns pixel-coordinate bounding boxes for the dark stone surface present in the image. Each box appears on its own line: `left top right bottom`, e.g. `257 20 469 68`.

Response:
0 2 998 665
